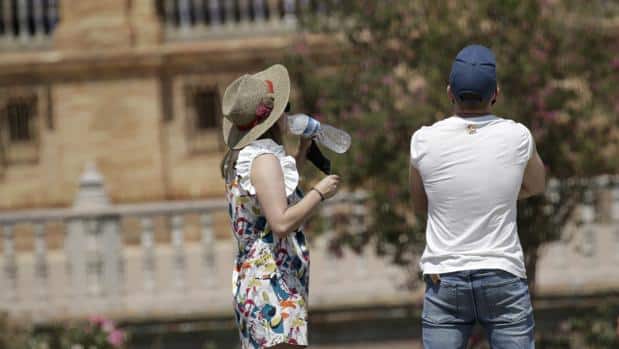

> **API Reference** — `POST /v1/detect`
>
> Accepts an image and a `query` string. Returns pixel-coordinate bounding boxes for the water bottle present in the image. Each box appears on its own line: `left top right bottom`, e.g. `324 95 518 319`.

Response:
288 114 351 154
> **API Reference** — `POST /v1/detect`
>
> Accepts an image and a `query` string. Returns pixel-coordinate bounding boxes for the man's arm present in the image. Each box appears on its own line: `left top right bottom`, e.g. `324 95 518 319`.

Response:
519 150 546 200
409 164 428 215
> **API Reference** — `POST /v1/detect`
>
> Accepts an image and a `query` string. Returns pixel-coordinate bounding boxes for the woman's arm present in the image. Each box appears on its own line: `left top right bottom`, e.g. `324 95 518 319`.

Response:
252 154 339 237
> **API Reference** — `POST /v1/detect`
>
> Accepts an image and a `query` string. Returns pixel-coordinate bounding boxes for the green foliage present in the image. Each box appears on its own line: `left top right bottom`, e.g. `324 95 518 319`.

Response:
288 0 619 284
0 313 50 349
202 341 219 349
460 305 619 348
537 306 619 349
60 316 127 349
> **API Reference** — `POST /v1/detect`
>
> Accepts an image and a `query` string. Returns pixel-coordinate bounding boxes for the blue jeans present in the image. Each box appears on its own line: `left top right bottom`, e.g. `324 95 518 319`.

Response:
422 269 535 349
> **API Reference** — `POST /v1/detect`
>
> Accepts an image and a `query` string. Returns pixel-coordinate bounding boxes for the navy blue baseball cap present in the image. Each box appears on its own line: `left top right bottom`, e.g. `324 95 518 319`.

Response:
449 44 497 103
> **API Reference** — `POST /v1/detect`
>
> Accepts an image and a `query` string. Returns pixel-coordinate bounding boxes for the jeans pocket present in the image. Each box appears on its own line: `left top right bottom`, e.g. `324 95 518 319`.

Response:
422 278 460 324
483 277 533 322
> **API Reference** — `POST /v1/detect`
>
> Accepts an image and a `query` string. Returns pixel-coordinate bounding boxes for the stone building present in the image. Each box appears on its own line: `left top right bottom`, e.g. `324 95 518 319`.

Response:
0 0 331 210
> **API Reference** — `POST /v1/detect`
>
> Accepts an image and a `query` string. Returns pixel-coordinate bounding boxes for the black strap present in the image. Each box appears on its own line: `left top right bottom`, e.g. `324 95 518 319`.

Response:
307 140 331 174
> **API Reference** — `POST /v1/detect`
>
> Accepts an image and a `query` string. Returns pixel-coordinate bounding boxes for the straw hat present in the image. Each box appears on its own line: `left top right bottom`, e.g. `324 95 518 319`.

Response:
222 64 291 150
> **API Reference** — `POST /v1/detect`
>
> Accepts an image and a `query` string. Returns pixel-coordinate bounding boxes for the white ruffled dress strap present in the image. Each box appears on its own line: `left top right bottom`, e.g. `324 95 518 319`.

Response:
235 139 299 197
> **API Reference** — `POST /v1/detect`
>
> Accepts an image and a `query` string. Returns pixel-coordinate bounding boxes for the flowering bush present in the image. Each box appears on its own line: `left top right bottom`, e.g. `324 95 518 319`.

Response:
60 316 127 349
288 0 619 290
0 313 129 349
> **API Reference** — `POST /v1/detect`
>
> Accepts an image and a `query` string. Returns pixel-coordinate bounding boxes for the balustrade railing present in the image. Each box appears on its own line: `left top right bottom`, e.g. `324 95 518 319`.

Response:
1 169 618 322
534 175 619 293
0 164 379 321
157 0 326 40
0 0 59 50
0 0 325 48
0 197 232 319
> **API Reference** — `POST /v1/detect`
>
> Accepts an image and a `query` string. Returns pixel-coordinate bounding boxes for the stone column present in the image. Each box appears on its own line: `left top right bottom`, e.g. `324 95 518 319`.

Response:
66 163 123 313
130 0 163 46
53 1 133 50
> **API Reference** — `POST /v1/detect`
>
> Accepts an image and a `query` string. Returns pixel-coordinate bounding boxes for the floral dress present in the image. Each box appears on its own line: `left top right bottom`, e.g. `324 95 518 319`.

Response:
226 139 310 349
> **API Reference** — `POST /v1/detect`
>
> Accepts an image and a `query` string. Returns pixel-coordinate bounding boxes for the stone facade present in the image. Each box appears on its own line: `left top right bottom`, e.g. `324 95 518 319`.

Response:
0 0 330 210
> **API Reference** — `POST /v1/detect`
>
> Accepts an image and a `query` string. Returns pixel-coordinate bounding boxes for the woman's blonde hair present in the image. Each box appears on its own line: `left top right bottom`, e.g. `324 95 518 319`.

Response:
220 121 284 183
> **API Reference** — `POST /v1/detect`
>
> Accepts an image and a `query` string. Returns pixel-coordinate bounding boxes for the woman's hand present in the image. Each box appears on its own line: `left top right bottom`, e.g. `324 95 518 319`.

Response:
314 175 340 200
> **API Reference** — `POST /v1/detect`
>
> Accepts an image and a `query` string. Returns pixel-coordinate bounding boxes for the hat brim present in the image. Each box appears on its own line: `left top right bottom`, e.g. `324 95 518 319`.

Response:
222 64 291 150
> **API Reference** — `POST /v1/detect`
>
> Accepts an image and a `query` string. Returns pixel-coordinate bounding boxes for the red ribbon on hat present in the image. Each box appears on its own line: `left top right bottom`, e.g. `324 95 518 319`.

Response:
236 80 275 131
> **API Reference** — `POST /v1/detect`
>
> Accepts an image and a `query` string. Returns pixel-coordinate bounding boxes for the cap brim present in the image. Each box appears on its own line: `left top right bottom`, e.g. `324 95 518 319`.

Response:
222 64 291 150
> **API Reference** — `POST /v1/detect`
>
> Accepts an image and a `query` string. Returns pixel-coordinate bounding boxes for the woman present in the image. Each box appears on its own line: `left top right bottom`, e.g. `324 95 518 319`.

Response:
221 64 340 349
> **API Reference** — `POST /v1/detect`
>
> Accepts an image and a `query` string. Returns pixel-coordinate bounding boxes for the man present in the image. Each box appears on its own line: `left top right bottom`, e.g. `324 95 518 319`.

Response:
409 44 546 348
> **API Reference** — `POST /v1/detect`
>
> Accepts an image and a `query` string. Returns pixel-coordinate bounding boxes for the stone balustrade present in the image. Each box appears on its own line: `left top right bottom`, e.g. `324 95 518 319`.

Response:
0 0 59 50
157 0 326 40
535 175 619 295
1 164 618 323
0 164 411 323
0 0 327 50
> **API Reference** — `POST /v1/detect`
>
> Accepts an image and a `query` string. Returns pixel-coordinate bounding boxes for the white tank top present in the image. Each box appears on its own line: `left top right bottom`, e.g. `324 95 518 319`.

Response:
410 115 534 278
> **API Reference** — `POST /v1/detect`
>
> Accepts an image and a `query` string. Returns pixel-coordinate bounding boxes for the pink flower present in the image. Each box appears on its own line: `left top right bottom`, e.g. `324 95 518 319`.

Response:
293 39 308 56
538 111 558 122
612 57 619 70
88 315 105 326
102 319 116 333
382 75 395 86
107 329 125 347
531 46 548 62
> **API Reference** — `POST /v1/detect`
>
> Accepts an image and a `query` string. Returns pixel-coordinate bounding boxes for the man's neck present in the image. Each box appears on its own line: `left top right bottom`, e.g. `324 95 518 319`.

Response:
454 109 492 118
